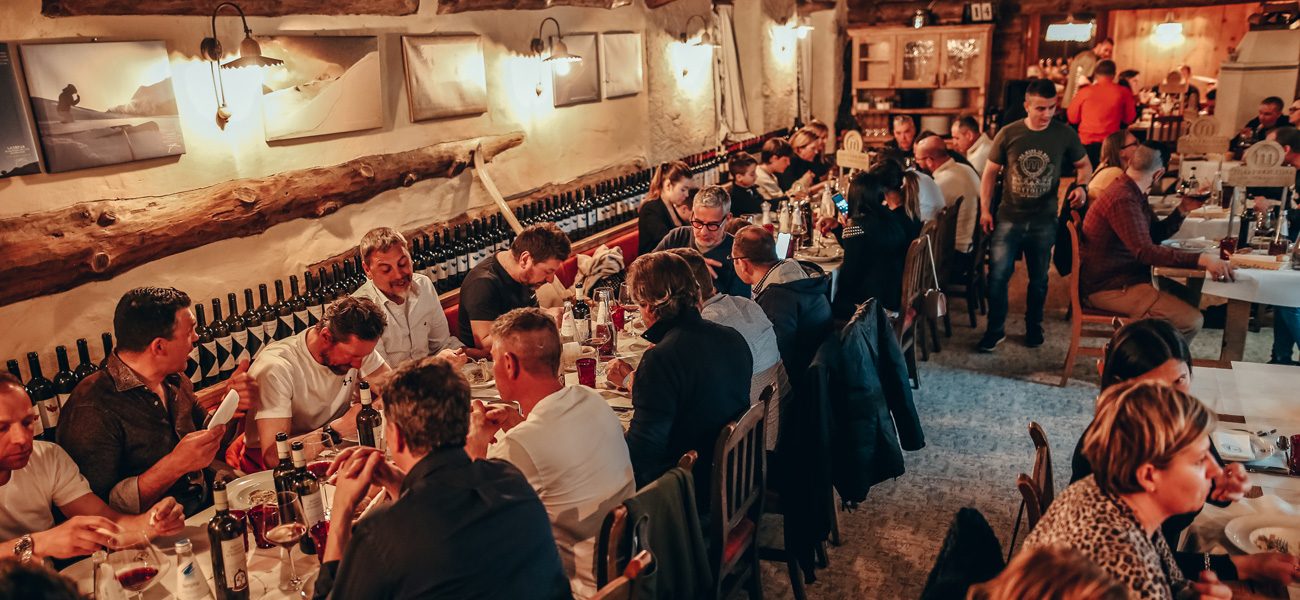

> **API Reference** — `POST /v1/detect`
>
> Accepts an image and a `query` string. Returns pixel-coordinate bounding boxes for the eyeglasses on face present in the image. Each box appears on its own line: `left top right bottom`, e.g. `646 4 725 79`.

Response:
690 220 724 232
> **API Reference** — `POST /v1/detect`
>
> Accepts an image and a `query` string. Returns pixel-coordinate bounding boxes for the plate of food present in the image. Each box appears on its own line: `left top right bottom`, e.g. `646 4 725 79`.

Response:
461 360 495 389
795 245 843 263
227 470 276 511
1225 515 1300 556
1162 238 1218 253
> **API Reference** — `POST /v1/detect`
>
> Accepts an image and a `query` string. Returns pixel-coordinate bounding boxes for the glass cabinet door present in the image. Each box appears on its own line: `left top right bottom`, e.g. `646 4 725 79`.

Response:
854 35 895 89
941 32 986 88
897 34 939 88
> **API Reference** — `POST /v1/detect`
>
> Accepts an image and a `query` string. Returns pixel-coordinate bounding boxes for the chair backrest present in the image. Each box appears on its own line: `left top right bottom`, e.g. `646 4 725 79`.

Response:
899 234 930 312
711 401 767 564
596 452 697 587
1065 212 1085 321
935 197 962 282
591 550 654 600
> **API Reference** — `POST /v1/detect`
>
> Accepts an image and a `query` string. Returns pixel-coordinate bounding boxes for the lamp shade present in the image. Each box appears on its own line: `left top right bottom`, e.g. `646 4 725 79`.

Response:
543 38 582 64
221 35 284 69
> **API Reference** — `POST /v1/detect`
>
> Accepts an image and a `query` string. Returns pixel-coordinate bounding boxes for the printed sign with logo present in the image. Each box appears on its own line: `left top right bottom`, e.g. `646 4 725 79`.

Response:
1176 117 1230 156
837 131 873 172
1226 141 1296 187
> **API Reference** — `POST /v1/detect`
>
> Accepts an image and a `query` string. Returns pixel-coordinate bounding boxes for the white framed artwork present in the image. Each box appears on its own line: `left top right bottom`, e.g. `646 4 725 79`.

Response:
600 31 643 99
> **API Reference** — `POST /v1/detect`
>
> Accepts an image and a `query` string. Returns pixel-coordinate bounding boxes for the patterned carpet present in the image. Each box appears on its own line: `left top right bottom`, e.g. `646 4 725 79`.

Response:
755 289 1279 600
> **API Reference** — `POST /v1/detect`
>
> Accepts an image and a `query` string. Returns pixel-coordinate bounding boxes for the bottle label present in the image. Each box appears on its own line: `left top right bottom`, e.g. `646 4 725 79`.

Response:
295 310 311 330
230 330 249 362
187 346 201 383
176 556 210 600
458 255 469 273
262 322 277 345
39 397 60 429
201 341 219 379
301 489 325 527
216 337 235 372
278 314 294 333
56 393 70 409
219 537 249 591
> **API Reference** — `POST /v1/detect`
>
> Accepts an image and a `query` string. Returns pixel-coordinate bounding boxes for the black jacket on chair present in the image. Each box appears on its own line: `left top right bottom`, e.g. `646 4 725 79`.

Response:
754 260 834 392
809 298 925 504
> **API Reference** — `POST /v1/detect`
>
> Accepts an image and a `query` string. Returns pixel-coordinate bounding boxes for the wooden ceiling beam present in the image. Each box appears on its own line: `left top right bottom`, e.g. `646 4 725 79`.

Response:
42 0 419 17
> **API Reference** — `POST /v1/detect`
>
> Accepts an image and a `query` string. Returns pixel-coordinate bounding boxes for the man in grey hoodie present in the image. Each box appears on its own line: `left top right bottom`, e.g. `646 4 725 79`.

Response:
731 226 834 385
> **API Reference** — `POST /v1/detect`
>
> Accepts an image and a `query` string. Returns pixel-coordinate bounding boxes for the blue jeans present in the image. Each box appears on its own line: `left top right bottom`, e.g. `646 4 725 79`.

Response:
986 217 1057 336
1274 305 1300 363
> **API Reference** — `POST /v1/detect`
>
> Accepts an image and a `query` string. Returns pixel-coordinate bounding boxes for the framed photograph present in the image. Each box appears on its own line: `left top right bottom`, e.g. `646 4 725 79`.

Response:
401 35 488 122
20 40 185 173
600 32 643 99
0 43 40 178
258 36 382 142
552 33 600 108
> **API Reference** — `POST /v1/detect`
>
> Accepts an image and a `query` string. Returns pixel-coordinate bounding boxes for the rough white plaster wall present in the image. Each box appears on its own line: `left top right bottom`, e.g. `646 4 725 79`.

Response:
758 0 797 136
0 0 795 366
809 9 841 138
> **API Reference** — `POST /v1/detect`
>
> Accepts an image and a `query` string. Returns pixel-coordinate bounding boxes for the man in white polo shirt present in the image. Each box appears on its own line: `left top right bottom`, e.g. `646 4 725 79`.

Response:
465 308 634 599
245 297 390 469
351 227 467 369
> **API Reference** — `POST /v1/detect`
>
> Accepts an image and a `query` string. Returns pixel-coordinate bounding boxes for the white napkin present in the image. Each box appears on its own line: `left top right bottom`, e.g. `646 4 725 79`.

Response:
207 389 239 430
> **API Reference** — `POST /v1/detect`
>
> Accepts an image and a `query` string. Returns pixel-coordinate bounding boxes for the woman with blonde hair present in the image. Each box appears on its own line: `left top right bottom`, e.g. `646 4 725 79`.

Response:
1024 380 1232 599
638 161 694 255
779 128 823 190
967 546 1126 600
1086 127 1140 198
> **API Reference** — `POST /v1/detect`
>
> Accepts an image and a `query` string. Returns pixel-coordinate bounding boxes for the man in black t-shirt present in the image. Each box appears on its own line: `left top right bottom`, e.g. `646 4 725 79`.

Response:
457 223 571 353
977 79 1091 352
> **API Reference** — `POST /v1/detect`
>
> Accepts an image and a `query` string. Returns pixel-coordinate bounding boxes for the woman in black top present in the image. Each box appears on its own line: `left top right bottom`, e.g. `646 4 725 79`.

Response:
1070 319 1291 585
638 161 693 255
819 160 921 318
777 129 823 192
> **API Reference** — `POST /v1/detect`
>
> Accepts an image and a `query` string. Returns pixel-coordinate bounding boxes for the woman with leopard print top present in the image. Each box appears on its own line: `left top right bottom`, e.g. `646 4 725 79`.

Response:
1024 381 1231 600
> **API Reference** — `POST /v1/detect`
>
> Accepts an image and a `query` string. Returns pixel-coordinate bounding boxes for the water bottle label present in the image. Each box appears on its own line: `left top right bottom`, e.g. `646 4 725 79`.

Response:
219 537 249 591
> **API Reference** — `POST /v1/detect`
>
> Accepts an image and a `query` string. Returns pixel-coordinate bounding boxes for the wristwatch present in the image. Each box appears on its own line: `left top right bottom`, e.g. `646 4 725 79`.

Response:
13 534 33 563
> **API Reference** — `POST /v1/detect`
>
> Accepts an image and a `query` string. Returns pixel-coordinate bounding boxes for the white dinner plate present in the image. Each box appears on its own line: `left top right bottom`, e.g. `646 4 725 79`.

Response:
1224 515 1300 555
1162 238 1218 253
226 470 276 511
795 248 844 263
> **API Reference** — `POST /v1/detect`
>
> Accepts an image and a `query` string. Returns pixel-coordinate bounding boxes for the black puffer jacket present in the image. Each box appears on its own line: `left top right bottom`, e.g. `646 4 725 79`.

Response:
753 260 834 390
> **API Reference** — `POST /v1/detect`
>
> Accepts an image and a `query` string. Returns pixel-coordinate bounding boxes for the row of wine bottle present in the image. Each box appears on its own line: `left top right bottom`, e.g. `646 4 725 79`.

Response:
3 131 788 437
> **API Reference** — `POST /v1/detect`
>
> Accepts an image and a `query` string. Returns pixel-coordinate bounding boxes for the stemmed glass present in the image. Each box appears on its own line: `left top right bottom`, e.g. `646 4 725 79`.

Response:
303 432 337 518
106 531 163 599
264 491 309 592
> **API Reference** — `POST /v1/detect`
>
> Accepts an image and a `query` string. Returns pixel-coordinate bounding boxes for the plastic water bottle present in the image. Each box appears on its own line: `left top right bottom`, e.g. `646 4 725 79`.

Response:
175 538 214 600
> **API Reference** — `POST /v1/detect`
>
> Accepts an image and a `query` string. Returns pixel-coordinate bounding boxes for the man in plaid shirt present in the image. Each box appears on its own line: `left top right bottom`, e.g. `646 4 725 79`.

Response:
1080 144 1234 338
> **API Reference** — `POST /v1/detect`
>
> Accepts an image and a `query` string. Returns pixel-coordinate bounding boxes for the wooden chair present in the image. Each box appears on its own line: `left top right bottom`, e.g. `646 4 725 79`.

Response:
590 550 653 600
896 235 929 388
710 402 767 600
751 385 811 600
595 452 697 588
1060 213 1126 386
918 213 945 354
935 196 987 329
1007 422 1054 561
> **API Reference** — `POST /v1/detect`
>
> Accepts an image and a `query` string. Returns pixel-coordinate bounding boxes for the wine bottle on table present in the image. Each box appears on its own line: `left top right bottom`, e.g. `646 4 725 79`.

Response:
258 284 278 350
272 432 295 489
239 289 262 360
26 353 57 441
290 441 325 555
8 360 42 439
98 333 114 369
195 303 218 389
225 293 247 370
6 359 21 381
207 481 250 600
289 275 309 333
356 382 382 449
52 346 77 412
73 338 98 383
210 299 233 382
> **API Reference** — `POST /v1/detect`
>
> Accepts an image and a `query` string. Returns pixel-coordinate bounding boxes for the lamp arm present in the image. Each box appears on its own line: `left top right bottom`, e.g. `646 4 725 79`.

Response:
209 2 253 41
538 16 563 43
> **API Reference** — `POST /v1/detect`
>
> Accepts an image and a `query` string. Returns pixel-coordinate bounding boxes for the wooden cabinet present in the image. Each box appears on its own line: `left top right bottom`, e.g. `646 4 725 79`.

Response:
848 24 994 136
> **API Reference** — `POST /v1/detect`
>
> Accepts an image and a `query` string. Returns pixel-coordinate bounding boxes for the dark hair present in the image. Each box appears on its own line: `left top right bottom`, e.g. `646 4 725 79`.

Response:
1101 319 1192 389
846 171 887 221
490 307 562 377
380 357 470 453
1095 37 1114 46
626 252 700 322
320 297 386 342
1025 78 1058 100
1273 126 1300 151
0 557 81 600
648 161 692 201
870 157 906 190
760 138 793 164
1094 59 1117 78
728 152 758 176
511 222 571 263
113 287 192 353
1263 96 1286 110
665 247 716 299
954 115 981 135
733 225 779 266
0 372 21 392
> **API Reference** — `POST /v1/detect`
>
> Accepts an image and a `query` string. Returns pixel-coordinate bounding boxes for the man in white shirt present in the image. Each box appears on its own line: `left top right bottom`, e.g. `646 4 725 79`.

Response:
914 168 946 223
246 297 391 468
0 374 184 562
915 136 981 253
951 115 993 174
352 227 467 369
465 308 634 599
665 248 783 378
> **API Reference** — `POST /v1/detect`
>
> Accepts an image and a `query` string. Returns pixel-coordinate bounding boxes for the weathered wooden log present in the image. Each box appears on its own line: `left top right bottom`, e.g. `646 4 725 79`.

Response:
0 132 524 307
436 0 635 12
309 158 647 270
42 0 419 16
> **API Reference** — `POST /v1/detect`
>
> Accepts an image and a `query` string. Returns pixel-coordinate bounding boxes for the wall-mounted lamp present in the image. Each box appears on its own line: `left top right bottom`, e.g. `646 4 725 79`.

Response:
793 16 815 39
531 17 582 78
1152 13 1185 48
680 14 720 48
198 2 284 128
1044 15 1095 42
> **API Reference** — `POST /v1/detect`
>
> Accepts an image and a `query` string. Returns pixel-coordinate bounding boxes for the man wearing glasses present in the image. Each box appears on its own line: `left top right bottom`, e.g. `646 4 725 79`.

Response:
652 185 751 297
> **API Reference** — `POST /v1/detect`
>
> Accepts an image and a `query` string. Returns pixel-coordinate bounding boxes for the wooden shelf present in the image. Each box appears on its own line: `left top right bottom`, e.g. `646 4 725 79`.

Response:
855 107 972 115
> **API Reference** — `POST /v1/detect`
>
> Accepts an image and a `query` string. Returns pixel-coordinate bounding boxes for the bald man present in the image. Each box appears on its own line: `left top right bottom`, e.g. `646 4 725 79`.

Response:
0 374 185 562
914 136 981 253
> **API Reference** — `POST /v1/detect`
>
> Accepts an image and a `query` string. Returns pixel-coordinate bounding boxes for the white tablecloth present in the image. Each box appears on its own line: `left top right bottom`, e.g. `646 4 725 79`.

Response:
1204 266 1300 308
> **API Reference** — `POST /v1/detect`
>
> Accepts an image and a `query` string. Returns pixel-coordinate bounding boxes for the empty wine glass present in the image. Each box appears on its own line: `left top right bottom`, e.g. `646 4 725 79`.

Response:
264 491 308 592
106 531 162 599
